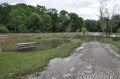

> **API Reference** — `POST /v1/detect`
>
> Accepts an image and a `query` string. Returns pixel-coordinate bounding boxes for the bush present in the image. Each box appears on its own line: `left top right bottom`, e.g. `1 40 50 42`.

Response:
117 28 120 33
81 27 87 36
18 25 28 33
0 24 9 33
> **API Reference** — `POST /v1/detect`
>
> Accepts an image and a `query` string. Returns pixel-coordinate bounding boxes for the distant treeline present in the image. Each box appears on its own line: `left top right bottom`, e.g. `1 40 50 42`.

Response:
0 3 120 33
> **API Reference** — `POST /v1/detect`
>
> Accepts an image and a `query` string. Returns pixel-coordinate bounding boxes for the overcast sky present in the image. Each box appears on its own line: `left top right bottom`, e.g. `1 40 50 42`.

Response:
0 0 120 20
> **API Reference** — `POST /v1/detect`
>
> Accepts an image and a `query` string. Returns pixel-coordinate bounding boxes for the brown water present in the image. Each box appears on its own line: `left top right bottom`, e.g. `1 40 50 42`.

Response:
0 33 63 52
0 33 115 52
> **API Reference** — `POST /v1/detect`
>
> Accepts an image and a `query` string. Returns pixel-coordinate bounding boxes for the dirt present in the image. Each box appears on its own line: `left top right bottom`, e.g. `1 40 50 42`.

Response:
28 42 120 79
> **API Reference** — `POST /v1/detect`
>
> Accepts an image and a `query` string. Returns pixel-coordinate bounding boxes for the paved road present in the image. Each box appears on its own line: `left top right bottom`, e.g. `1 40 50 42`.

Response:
28 42 120 79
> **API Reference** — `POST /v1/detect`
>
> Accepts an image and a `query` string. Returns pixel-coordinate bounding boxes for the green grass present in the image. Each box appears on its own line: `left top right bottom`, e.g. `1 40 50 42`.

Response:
108 40 120 55
0 40 82 79
111 40 120 49
102 37 120 54
33 33 82 41
33 33 62 40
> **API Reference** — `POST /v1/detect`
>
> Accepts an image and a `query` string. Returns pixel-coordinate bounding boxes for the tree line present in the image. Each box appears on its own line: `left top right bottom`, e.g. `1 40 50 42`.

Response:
99 2 120 35
0 3 120 33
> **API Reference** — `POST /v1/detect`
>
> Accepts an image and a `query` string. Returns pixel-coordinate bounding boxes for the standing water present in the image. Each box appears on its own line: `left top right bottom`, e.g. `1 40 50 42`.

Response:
0 33 63 52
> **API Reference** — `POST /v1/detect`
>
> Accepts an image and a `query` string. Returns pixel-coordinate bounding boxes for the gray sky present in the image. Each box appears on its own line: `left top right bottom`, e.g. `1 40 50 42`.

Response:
0 0 120 20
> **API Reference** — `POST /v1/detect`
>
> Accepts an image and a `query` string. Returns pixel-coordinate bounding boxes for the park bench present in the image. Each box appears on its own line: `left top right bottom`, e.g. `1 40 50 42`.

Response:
17 42 37 50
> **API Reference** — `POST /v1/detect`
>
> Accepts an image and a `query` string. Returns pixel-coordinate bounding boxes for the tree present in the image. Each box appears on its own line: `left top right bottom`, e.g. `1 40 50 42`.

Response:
0 3 88 33
59 10 69 31
0 3 11 25
85 19 99 32
117 28 120 33
27 13 42 32
99 2 107 33
68 13 84 32
111 14 120 32
77 17 84 31
13 3 31 17
0 24 9 33
9 8 27 32
47 8 59 32
36 5 46 14
81 27 87 36
99 2 111 36
110 5 120 33
42 14 52 32
99 2 120 35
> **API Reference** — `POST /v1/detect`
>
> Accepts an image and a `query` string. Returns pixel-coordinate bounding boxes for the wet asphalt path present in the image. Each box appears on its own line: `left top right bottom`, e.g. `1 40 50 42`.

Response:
28 42 120 79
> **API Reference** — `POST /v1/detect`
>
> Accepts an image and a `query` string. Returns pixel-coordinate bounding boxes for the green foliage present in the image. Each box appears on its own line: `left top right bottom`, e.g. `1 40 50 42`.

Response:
0 3 11 25
85 19 101 32
27 13 42 32
59 10 68 32
0 24 9 33
117 28 120 33
0 3 86 33
76 29 80 32
36 5 46 14
0 3 120 33
42 14 52 32
9 8 27 32
81 27 87 36
18 25 28 33
68 13 84 32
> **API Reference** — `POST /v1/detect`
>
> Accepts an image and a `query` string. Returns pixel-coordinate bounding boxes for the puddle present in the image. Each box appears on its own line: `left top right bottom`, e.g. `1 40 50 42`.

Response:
27 43 85 79
63 73 71 78
86 65 92 69
83 65 93 74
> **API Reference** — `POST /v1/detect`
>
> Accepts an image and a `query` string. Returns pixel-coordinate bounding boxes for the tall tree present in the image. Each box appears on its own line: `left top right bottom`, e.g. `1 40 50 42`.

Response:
85 20 99 32
111 14 120 32
36 5 46 14
99 2 111 36
59 10 68 31
68 13 84 32
27 13 42 32
99 2 120 35
99 2 107 33
47 8 59 32
0 3 11 25
42 14 52 32
9 8 27 32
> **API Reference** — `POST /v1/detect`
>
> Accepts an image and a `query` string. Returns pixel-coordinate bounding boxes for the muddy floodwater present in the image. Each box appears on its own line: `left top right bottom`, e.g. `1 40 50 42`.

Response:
28 42 120 79
0 33 63 52
0 33 117 52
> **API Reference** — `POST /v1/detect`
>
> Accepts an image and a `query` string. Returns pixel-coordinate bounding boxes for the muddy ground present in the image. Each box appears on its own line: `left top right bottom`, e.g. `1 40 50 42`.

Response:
28 42 120 79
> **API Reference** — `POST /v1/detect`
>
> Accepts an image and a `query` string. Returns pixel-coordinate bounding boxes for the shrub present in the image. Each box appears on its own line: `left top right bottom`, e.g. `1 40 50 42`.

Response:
81 27 87 36
117 28 120 33
0 24 9 33
18 25 28 33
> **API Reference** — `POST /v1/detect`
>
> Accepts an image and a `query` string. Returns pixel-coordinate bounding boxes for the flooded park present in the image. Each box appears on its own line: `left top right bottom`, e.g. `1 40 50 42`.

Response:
0 33 99 52
0 33 65 52
0 33 111 52
1 0 120 78
0 33 120 79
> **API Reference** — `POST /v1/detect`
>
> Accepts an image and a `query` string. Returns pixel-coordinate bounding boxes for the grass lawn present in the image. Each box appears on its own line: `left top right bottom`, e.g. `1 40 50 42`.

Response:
111 40 120 53
0 39 82 79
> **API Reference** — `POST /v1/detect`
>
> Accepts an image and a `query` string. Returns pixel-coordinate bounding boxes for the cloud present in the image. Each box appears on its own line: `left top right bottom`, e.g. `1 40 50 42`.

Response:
0 0 120 20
